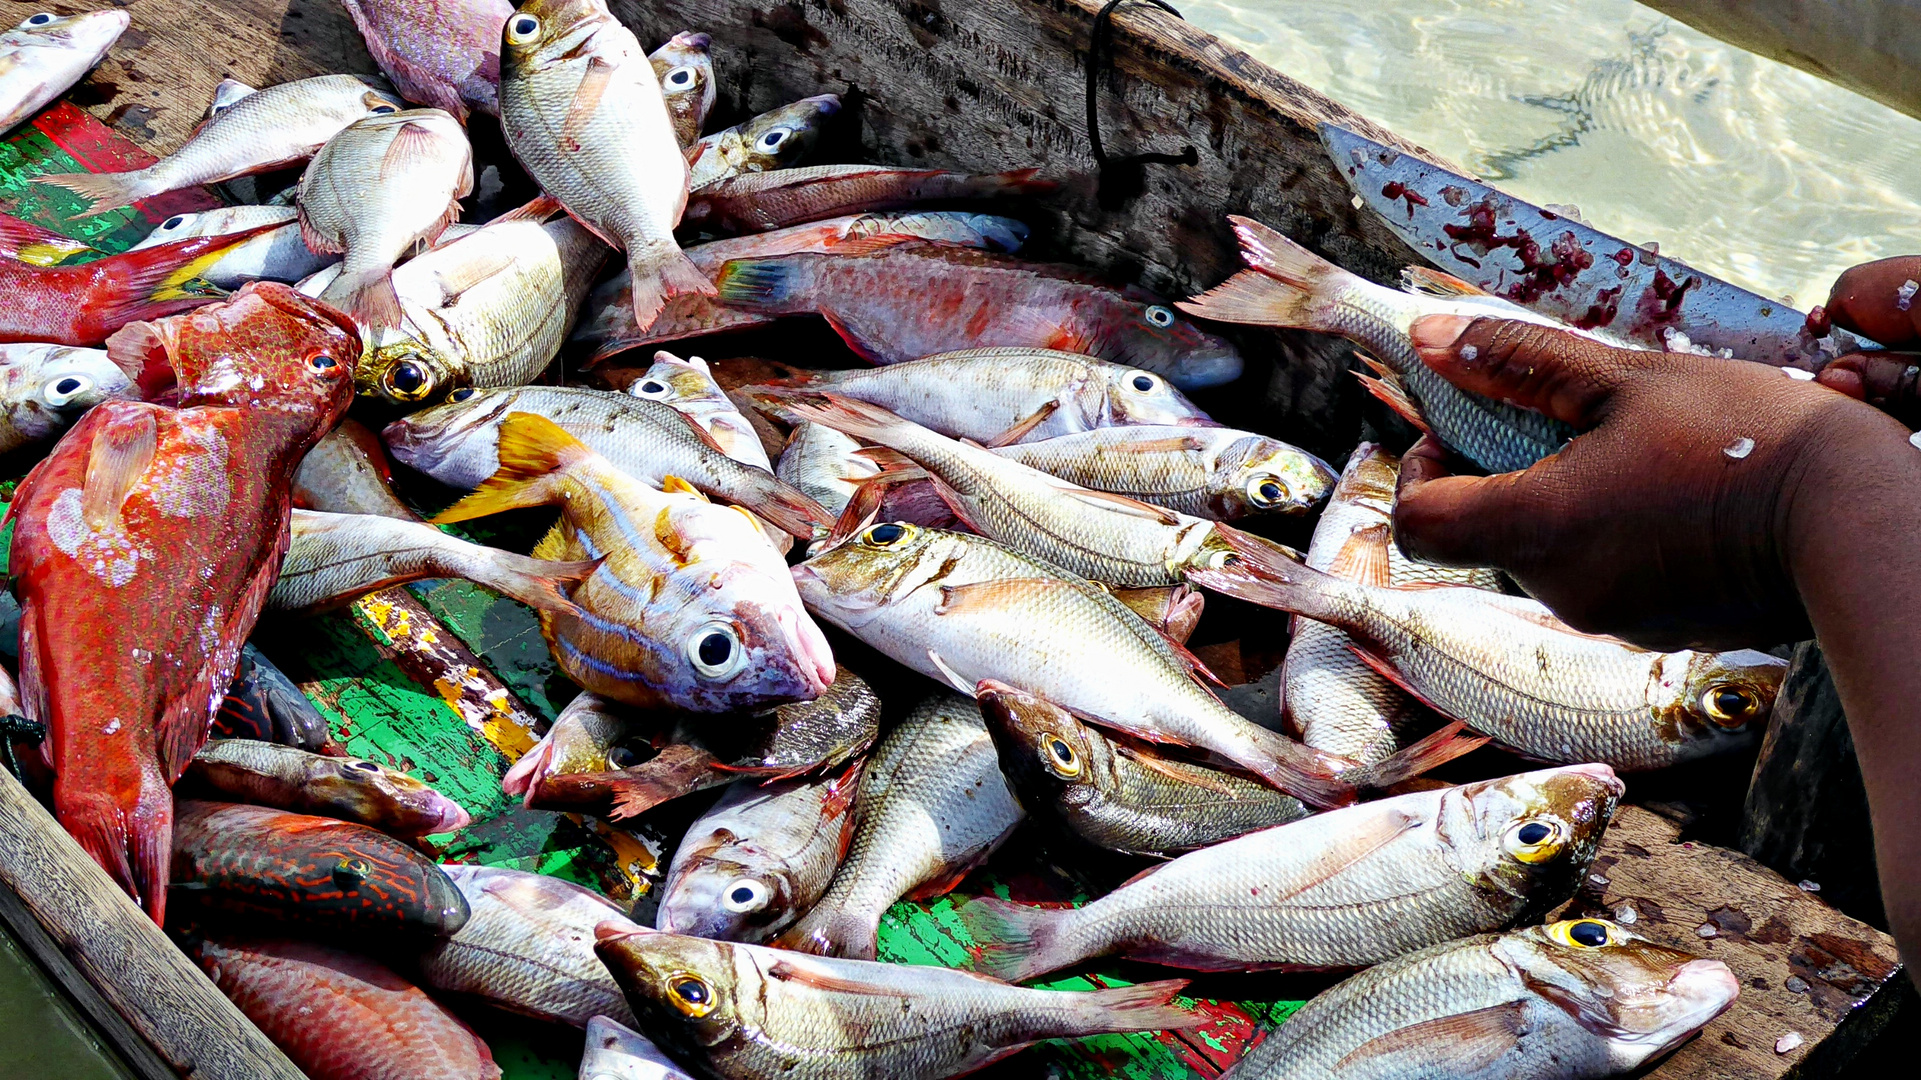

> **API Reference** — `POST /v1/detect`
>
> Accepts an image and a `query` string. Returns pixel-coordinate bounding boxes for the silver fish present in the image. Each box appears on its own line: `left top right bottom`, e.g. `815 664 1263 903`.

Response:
959 764 1623 983
649 31 715 148
203 77 255 120
184 738 471 836
596 928 1199 1080
502 690 631 801
269 508 595 615
0 10 127 133
1221 920 1738 1079
382 385 828 539
35 74 405 213
687 94 839 189
629 351 773 471
301 108 474 329
775 694 1022 959
775 421 878 526
292 418 418 520
657 763 863 943
129 205 335 288
581 1015 695 1080
420 864 644 1027
499 0 709 331
0 342 134 454
993 425 1335 520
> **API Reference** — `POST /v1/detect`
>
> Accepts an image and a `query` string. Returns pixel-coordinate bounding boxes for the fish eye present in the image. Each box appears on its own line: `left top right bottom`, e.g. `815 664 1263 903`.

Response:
1144 304 1176 328
633 379 671 399
1126 372 1159 393
667 973 716 1016
607 743 644 769
381 360 434 401
1245 475 1289 509
1502 817 1567 864
369 104 397 115
862 522 910 547
755 127 793 154
1550 918 1618 949
720 878 770 913
345 759 383 773
506 13 541 43
43 375 91 407
25 13 53 26
687 622 746 680
448 387 477 403
333 857 372 888
1701 684 1760 728
306 351 338 372
1042 735 1081 778
160 215 187 231
664 65 697 90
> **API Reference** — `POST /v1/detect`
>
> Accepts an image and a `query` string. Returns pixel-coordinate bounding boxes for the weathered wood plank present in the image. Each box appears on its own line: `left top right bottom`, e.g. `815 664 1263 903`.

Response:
1640 0 1921 121
0 766 308 1080
1557 805 1903 1080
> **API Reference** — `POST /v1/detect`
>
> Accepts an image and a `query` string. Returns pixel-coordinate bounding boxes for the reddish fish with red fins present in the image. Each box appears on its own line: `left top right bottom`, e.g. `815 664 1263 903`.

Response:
6 282 358 924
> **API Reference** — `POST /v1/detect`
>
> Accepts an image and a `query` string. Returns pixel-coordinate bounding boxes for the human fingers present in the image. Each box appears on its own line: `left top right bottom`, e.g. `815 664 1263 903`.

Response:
1820 256 1921 346
1407 315 1648 430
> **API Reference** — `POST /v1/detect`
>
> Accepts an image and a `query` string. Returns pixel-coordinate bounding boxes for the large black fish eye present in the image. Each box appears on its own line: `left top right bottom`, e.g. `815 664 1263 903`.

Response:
369 104 397 115
449 387 477 403
1568 920 1611 947
665 65 696 89
667 973 716 1016
346 759 382 773
697 631 732 667
1516 822 1552 845
1144 304 1176 328
53 377 81 394
26 13 54 26
864 522 907 546
607 744 643 769
161 215 186 230
1130 374 1156 392
507 13 541 41
383 360 431 400
307 352 338 372
755 127 793 154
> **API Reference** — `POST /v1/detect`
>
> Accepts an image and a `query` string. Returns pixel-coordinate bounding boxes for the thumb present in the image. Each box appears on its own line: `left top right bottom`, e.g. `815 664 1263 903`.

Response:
1408 315 1647 430
1393 434 1568 569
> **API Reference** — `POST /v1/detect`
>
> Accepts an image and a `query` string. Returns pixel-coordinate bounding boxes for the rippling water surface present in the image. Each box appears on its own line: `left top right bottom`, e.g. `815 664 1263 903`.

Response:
1181 0 1921 307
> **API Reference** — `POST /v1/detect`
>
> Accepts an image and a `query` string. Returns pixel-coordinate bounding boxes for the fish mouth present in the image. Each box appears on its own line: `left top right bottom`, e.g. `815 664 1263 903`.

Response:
426 796 473 833
1626 959 1739 1056
778 606 836 696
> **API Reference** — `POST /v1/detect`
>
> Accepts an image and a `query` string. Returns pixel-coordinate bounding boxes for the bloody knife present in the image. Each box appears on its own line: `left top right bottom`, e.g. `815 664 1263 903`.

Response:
1320 122 1879 370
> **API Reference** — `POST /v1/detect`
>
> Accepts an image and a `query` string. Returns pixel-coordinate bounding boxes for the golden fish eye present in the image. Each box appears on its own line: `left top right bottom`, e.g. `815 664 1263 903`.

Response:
1245 475 1288 509
1501 817 1567 864
380 359 435 402
1549 918 1618 949
862 522 911 547
667 973 716 1016
505 13 541 44
1042 735 1081 778
1701 684 1760 728
448 387 477 403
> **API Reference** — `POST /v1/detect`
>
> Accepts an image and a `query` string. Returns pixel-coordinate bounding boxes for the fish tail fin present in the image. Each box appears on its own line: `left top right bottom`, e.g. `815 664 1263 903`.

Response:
713 256 806 312
749 476 833 540
33 168 155 214
430 413 591 523
1348 720 1490 790
627 245 715 333
986 166 1058 196
130 779 173 926
0 211 97 265
955 897 1082 983
775 904 882 960
1233 722 1359 810
1176 216 1353 330
1066 979 1202 1034
501 732 554 800
58 797 139 910
1186 523 1346 620
462 550 600 617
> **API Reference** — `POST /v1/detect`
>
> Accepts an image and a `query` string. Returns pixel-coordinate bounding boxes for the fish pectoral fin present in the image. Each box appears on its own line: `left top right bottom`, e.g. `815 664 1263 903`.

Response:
81 409 158 531
1267 806 1423 903
1326 522 1392 587
486 193 565 226
828 465 924 545
562 57 619 146
1401 266 1495 298
659 475 709 500
982 400 1061 448
1101 435 1209 455
431 251 519 307
848 445 914 470
297 209 346 255
1335 1000 1529 1074
765 959 911 997
1343 644 1463 722
1115 743 1240 796
923 649 975 696
1056 486 1182 525
1353 355 1434 438
934 578 1077 617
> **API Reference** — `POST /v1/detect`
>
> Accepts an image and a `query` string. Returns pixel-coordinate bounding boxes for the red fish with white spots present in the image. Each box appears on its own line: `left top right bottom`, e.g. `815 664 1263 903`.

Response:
6 282 358 923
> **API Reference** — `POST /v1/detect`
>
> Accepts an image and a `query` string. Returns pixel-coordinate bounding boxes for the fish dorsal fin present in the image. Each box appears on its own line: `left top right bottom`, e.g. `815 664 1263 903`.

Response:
1336 1000 1529 1073
1328 522 1392 587
82 409 157 532
1105 435 1209 455
766 959 912 997
1354 365 1433 438
1119 860 1167 888
1402 266 1495 298
660 475 707 500
982 400 1061 448
562 57 618 146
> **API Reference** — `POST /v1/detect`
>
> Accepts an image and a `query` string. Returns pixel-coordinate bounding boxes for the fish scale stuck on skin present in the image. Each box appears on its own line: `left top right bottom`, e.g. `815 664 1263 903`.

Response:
1189 523 1788 771
7 283 359 924
430 412 834 713
595 928 1201 1080
34 74 406 214
776 693 1022 959
0 343 137 455
687 94 840 189
658 762 864 944
183 738 470 836
191 936 502 1080
650 32 715 148
418 865 645 1027
338 0 513 120
1219 920 1738 1079
958 764 1624 983
301 108 474 331
171 800 470 935
0 10 128 133
709 241 1244 389
383 384 829 538
499 0 711 332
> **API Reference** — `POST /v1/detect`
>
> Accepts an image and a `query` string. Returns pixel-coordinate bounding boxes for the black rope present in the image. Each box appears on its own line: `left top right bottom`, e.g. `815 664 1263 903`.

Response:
1086 0 1199 180
0 713 45 783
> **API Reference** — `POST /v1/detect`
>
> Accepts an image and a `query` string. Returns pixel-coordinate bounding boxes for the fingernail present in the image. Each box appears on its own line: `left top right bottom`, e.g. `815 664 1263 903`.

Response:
1409 314 1471 352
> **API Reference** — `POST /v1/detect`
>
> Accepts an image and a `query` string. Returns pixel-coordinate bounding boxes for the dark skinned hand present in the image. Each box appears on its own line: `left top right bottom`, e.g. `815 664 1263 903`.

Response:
1813 255 1921 426
1391 313 1911 653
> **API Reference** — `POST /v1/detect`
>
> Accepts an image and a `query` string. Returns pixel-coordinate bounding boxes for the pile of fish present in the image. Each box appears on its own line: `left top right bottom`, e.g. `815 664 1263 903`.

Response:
0 4 1778 1079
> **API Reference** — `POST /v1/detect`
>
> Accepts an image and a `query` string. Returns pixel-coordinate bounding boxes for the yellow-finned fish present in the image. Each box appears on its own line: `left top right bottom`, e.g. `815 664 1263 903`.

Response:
433 412 834 713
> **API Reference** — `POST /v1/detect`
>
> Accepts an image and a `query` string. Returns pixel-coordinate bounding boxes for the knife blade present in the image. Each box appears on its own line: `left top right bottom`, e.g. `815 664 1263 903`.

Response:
1320 122 1878 370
